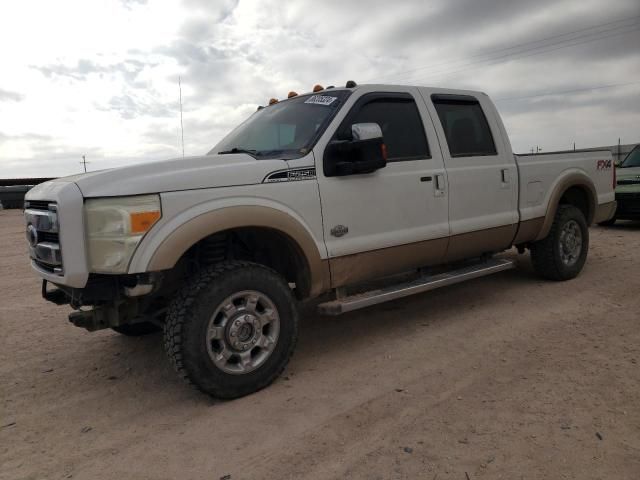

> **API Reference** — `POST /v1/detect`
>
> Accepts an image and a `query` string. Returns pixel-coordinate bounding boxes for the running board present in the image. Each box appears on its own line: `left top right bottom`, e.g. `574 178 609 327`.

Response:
317 258 516 316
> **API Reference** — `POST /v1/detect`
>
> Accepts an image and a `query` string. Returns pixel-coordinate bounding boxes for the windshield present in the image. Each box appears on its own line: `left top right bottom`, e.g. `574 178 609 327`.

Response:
210 91 349 159
620 145 640 168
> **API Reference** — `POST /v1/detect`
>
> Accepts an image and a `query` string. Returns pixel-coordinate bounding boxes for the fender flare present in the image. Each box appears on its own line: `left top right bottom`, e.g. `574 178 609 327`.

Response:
535 172 597 241
132 204 330 298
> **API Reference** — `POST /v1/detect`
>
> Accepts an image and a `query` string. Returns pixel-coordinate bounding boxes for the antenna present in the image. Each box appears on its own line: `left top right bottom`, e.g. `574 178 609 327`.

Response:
80 155 90 173
179 76 185 158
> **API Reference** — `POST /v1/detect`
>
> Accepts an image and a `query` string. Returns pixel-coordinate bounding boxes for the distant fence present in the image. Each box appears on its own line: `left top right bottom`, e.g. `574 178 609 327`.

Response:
0 178 56 209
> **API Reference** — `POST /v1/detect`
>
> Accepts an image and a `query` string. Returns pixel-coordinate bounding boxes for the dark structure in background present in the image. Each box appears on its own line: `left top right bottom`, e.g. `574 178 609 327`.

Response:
0 178 55 209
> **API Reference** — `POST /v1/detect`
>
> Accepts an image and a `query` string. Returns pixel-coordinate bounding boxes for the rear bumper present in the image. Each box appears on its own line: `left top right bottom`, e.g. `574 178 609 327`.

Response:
593 201 617 224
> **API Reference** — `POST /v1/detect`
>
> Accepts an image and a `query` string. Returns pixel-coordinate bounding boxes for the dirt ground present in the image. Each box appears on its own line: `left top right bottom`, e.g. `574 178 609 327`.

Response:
1 208 639 480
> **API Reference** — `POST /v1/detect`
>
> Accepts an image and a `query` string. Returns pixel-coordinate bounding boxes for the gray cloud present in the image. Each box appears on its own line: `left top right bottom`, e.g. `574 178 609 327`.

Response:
0 88 24 102
100 94 175 120
5 0 640 176
32 58 150 83
120 0 147 8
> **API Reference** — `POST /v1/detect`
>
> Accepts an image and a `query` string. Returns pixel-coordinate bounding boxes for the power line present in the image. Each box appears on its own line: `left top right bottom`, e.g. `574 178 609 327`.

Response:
367 16 640 84
369 15 640 83
493 81 640 103
406 23 640 84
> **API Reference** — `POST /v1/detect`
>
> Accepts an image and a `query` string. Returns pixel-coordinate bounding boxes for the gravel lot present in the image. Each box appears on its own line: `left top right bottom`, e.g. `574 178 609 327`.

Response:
1 208 639 480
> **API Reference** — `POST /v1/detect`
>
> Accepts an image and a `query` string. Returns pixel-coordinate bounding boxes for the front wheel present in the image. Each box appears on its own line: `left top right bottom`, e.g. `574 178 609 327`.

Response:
530 205 589 281
164 261 298 399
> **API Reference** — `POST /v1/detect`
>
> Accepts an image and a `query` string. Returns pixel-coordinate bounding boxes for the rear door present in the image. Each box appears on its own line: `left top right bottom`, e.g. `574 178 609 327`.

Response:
314 87 449 288
423 92 518 261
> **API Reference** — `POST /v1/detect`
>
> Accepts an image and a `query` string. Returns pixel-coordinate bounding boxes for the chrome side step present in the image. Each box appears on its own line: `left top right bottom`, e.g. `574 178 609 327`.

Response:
317 258 516 316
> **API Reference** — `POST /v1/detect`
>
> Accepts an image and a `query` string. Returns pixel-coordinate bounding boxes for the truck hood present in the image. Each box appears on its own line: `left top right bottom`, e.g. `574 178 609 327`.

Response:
62 154 288 197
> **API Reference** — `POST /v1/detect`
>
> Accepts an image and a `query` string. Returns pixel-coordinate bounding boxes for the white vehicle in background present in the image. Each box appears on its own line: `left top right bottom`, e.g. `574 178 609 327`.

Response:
24 81 616 399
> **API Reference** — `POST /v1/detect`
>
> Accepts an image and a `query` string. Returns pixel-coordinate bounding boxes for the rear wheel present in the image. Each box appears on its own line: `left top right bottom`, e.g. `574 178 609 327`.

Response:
530 205 589 281
164 261 298 399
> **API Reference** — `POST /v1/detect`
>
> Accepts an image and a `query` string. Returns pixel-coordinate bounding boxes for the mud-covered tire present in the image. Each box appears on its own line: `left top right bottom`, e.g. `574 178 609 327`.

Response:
112 322 161 336
163 261 298 399
530 205 589 281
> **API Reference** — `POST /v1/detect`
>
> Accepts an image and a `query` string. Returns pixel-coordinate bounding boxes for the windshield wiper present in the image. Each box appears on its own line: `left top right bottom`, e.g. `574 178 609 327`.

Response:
218 147 260 155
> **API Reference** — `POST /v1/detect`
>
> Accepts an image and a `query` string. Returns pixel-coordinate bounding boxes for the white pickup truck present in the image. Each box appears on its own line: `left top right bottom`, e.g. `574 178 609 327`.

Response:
24 82 616 398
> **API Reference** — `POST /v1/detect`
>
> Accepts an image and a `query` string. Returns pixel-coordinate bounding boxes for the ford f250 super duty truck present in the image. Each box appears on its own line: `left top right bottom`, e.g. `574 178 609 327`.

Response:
24 82 616 399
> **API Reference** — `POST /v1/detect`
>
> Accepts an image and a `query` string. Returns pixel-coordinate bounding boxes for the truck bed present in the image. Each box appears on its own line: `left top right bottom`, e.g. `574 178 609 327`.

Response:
515 149 615 224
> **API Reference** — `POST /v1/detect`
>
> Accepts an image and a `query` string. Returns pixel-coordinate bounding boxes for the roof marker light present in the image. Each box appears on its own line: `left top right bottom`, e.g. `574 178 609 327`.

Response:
269 98 279 105
288 91 298 98
345 80 357 88
313 84 324 92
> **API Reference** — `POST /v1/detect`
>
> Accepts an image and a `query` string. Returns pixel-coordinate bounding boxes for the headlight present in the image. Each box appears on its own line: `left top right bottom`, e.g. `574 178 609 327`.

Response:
85 195 161 273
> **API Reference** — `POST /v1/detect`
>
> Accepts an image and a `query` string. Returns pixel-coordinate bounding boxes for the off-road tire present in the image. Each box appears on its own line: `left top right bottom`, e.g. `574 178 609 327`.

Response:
163 261 298 399
530 205 589 281
112 322 161 336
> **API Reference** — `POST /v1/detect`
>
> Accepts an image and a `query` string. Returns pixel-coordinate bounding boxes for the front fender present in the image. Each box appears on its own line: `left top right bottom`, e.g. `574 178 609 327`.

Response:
128 195 329 297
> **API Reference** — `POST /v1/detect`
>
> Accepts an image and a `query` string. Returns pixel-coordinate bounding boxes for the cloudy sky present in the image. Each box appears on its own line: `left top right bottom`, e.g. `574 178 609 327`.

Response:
0 0 639 178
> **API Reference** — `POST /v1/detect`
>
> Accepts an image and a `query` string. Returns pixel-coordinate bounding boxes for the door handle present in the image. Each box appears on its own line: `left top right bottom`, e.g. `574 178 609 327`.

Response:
420 176 432 182
434 174 446 197
501 168 511 189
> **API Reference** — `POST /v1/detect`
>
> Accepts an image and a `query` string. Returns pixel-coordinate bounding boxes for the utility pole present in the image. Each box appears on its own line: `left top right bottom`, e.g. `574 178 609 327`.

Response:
573 142 576 151
618 137 621 164
80 155 90 173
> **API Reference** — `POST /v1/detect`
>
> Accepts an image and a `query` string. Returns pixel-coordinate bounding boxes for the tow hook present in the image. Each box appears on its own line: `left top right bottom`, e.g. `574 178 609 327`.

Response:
41 280 70 305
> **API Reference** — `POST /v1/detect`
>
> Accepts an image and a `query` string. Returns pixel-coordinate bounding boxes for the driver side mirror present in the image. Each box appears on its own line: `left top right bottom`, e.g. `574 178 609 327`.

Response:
323 123 387 177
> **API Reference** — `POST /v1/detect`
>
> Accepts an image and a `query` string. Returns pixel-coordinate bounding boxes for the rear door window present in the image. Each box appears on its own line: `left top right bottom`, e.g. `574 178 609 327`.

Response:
432 96 497 157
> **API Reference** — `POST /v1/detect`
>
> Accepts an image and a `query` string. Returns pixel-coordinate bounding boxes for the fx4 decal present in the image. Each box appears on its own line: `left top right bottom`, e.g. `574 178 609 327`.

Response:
596 159 612 170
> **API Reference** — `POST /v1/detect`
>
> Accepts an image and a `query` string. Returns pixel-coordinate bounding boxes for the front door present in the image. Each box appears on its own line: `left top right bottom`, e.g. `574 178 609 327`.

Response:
314 87 450 288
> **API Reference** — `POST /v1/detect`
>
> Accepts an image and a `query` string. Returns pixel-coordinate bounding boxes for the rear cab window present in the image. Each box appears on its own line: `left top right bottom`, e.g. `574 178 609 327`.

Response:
431 95 497 157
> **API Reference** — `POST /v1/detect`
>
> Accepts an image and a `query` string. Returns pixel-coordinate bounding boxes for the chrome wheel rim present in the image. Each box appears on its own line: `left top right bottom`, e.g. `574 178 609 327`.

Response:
559 219 582 266
206 290 280 375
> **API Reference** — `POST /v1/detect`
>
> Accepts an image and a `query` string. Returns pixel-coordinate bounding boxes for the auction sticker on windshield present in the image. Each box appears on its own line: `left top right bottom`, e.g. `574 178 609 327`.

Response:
305 95 338 106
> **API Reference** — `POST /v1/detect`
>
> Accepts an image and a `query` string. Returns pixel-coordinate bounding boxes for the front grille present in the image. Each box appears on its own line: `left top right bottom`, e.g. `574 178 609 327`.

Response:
34 261 56 273
25 200 54 211
616 192 640 200
616 192 640 216
39 231 59 243
24 202 63 272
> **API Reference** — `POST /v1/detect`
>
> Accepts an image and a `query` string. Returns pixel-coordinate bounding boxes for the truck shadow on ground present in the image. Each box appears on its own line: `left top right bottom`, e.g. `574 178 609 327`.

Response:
98 253 539 403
